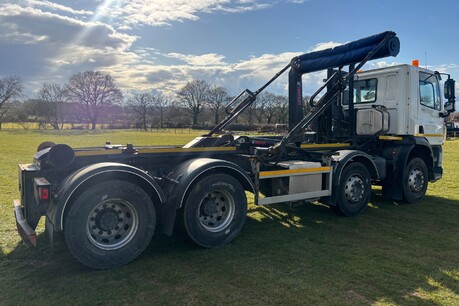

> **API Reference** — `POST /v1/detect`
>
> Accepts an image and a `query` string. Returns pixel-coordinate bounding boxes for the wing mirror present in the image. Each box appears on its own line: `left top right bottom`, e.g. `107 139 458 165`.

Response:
443 78 455 115
444 78 455 101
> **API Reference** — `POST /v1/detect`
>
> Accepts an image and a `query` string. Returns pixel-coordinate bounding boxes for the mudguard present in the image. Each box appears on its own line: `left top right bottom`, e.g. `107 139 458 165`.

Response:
163 158 254 208
331 150 383 183
322 150 382 207
49 162 165 232
160 158 254 235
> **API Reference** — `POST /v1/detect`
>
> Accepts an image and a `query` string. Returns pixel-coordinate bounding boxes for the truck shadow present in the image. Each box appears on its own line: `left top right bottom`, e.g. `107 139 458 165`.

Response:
1 193 458 305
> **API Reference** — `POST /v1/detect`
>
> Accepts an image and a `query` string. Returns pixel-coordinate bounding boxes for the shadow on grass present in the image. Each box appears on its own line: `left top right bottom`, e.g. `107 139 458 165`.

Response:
1 193 458 305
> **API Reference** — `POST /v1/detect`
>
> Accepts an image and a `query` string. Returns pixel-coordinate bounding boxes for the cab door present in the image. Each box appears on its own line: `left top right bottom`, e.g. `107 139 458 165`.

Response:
417 71 444 145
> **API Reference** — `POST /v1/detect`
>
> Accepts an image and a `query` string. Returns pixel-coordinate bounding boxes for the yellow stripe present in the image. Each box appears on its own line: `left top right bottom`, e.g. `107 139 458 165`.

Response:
300 143 350 148
75 150 123 156
415 134 443 137
259 166 331 178
379 135 403 141
138 147 237 153
74 146 237 156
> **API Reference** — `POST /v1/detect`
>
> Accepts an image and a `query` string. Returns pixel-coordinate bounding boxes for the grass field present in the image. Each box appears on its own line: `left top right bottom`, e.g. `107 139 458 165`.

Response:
0 129 458 305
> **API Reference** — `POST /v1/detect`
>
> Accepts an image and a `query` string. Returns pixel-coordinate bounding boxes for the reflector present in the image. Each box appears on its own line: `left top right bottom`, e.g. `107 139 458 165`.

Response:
39 187 49 201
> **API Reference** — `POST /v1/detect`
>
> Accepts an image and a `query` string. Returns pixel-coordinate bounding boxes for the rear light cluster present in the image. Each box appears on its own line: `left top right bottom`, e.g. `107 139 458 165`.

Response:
33 177 51 204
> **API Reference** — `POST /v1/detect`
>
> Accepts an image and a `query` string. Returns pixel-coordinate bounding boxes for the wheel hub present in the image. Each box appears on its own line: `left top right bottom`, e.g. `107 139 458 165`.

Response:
86 199 138 250
344 175 364 203
198 190 235 233
200 197 217 217
408 168 424 192
95 208 119 231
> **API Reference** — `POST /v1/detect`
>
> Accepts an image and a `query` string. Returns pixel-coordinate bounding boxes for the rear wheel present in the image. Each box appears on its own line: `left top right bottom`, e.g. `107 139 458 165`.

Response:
402 157 428 203
64 180 156 269
333 162 371 216
181 174 247 248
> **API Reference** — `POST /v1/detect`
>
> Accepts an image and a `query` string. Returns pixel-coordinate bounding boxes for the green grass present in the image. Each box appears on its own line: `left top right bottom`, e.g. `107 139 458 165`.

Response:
1 129 458 305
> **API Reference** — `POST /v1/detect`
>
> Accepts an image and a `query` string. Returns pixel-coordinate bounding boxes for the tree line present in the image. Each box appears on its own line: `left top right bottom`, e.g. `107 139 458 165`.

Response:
0 72 296 131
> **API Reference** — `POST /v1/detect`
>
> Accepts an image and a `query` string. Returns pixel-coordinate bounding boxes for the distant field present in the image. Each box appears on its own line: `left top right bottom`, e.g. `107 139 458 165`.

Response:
0 129 458 305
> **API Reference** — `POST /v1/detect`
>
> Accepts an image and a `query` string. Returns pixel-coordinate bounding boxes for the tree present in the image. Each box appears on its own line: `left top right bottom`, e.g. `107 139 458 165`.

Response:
153 94 171 128
128 92 154 131
259 92 277 124
66 71 122 130
177 80 209 125
207 86 229 125
254 92 274 124
38 83 67 129
0 76 22 130
273 94 288 124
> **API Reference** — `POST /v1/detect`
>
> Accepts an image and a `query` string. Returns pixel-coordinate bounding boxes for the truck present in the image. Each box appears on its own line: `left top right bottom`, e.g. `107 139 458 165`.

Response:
446 121 459 137
13 31 456 269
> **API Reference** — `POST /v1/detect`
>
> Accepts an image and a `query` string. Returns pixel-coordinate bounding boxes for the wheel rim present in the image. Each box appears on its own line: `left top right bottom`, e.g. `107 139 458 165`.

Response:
198 190 235 232
344 174 365 203
86 198 139 250
408 168 424 193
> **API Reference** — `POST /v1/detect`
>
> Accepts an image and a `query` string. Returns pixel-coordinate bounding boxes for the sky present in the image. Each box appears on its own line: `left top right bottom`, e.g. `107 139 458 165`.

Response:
1 0 458 99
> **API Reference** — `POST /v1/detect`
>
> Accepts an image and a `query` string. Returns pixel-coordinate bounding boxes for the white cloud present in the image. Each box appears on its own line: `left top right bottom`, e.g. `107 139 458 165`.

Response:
369 60 400 69
286 0 307 4
0 2 138 96
165 53 227 66
0 4 135 48
308 41 342 52
26 0 93 16
97 49 328 97
105 0 275 27
426 64 458 74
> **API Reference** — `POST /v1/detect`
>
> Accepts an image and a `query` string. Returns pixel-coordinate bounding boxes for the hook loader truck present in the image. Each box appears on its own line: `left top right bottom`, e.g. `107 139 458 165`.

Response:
13 31 456 268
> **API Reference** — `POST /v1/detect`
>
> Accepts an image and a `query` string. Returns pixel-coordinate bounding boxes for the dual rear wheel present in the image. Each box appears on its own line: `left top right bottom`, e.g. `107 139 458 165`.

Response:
64 174 248 268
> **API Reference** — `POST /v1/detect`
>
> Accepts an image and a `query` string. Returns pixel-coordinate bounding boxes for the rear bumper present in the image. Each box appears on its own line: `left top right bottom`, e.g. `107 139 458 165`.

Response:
13 199 37 247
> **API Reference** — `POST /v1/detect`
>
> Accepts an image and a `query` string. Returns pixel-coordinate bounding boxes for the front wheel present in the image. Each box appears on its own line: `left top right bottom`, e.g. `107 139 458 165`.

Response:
181 174 247 248
402 157 428 203
332 162 372 216
64 180 156 269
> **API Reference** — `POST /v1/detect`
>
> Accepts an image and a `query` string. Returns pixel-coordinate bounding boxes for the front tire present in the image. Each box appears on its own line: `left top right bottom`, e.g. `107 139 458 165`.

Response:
402 157 428 203
333 162 371 216
181 174 247 248
64 180 156 269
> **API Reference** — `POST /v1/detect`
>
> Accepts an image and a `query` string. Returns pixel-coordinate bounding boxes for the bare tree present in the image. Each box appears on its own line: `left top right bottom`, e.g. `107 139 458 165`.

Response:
258 92 276 124
153 94 171 128
273 95 288 124
207 86 229 125
177 80 209 125
0 76 22 130
38 82 67 129
66 71 122 130
263 92 281 124
128 92 154 131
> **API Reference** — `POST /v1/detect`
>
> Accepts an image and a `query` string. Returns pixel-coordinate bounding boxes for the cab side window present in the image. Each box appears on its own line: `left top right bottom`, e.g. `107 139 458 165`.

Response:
354 79 377 103
419 72 440 110
342 78 377 105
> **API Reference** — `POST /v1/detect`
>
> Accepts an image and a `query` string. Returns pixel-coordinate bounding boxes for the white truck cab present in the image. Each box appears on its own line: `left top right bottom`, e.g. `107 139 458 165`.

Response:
348 63 452 146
